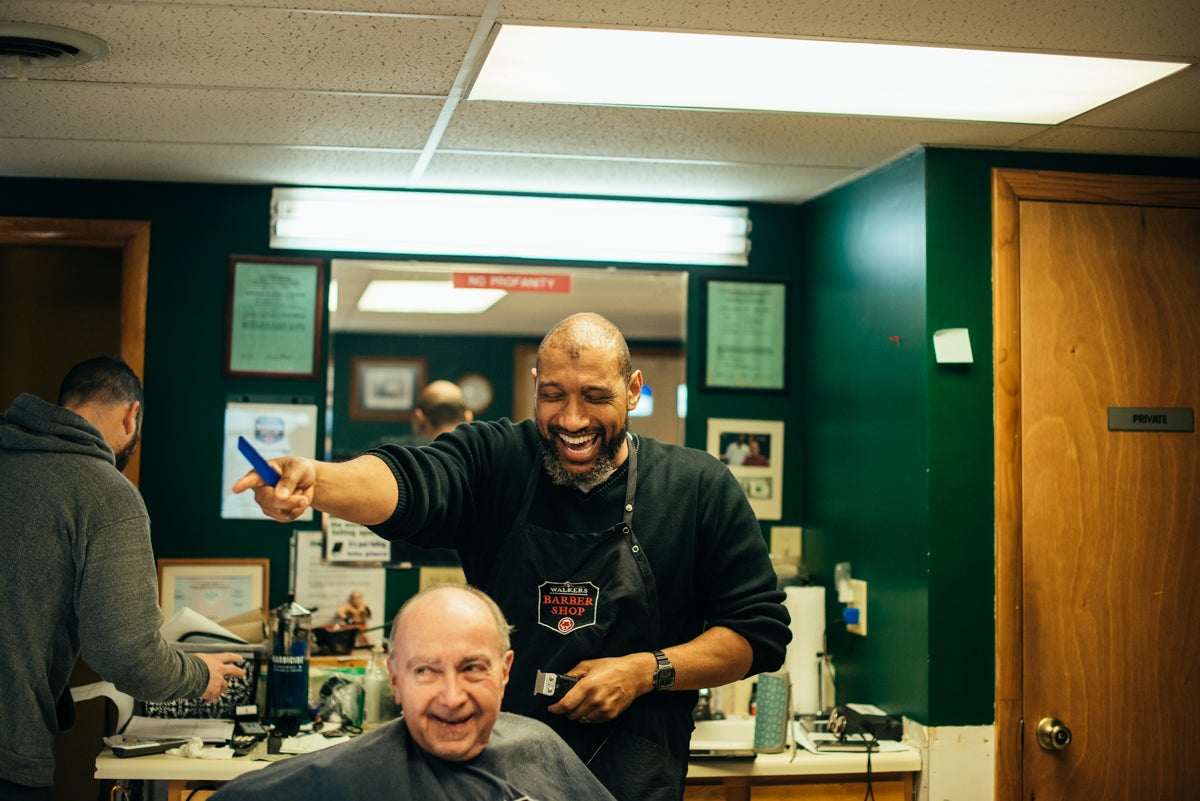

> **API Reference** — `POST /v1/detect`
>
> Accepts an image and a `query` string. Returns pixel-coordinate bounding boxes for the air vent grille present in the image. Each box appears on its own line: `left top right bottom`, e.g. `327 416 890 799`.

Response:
0 22 109 73
0 36 83 62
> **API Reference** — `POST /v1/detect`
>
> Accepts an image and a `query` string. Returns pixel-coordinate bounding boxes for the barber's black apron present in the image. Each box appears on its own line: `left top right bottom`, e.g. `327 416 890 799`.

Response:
480 440 690 801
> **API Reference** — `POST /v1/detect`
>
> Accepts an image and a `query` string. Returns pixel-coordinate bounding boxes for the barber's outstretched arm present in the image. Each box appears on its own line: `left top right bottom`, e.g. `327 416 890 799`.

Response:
548 626 752 725
231 454 398 526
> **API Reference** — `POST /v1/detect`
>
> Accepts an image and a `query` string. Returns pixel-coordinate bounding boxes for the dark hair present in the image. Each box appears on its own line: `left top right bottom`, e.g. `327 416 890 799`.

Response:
419 399 469 430
57 356 144 414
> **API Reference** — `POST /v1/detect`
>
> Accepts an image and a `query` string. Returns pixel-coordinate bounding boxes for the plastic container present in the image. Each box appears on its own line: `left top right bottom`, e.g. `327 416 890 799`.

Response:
361 643 394 728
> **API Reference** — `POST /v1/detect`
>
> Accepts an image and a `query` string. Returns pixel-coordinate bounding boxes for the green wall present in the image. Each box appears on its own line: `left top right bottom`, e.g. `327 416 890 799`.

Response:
9 150 1194 727
0 179 799 623
798 148 1200 727
798 152 933 718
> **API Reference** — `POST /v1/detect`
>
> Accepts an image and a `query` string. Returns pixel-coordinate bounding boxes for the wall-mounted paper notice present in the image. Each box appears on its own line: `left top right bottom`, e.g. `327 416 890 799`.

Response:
933 328 973 364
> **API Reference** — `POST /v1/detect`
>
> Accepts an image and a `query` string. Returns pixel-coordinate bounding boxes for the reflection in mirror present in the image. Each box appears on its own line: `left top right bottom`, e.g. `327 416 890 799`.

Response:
328 260 688 460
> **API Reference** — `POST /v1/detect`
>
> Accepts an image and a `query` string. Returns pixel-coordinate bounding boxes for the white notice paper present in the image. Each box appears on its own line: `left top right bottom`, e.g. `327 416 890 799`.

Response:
932 328 973 364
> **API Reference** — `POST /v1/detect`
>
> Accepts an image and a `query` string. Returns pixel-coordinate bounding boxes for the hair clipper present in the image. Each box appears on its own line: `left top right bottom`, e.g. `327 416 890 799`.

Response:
533 670 578 699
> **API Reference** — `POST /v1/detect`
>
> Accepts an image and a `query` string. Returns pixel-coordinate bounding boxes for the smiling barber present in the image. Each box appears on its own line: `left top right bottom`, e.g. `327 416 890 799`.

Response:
233 313 790 801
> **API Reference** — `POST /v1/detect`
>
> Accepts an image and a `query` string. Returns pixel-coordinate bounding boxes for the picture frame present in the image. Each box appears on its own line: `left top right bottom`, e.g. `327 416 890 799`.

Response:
350 356 427 420
701 278 789 392
224 255 325 379
157 558 270 622
707 418 785 520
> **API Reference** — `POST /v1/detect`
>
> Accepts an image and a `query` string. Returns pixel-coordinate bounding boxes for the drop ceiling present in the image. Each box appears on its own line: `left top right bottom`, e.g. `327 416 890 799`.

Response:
1 1 1196 338
1 0 1195 205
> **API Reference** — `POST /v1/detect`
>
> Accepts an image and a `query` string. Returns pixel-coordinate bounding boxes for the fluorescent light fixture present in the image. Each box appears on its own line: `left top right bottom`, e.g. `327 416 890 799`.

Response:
357 280 506 314
271 187 749 266
470 25 1188 125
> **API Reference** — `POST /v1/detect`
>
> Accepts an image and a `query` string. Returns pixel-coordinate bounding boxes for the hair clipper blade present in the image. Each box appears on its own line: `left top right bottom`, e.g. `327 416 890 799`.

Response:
533 670 578 699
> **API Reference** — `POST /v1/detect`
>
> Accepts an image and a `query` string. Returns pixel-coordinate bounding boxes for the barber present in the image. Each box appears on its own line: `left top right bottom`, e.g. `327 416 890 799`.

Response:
234 313 790 801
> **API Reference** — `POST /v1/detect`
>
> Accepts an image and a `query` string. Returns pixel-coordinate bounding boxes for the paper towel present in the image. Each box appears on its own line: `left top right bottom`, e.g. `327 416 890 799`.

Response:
783 585 825 716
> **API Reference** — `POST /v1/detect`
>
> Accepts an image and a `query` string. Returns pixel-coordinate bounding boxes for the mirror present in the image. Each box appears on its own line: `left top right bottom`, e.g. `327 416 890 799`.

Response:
328 260 689 458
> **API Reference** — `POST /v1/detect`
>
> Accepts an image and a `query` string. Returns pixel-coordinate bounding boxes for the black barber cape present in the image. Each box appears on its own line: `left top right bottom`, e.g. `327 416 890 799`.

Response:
208 713 616 801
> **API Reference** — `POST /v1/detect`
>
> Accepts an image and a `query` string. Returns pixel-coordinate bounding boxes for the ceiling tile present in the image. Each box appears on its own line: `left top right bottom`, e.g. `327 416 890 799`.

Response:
0 140 423 186
1068 66 1200 131
0 81 444 147
6 1 473 93
442 101 1044 166
1017 126 1200 157
417 152 858 202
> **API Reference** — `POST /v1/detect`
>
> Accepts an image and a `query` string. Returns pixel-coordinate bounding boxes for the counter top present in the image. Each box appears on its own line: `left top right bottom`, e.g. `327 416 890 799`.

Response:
686 744 920 780
97 742 920 784
95 750 272 782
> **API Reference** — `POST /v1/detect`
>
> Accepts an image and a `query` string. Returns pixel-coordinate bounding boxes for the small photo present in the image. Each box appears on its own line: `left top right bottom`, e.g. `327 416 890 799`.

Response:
719 431 773 467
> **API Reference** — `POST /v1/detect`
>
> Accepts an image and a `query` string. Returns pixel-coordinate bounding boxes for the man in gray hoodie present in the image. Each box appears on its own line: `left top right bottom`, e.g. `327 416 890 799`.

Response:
0 357 246 799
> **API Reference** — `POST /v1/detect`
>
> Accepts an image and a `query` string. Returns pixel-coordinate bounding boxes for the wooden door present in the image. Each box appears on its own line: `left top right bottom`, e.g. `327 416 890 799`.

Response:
0 216 149 483
994 171 1200 800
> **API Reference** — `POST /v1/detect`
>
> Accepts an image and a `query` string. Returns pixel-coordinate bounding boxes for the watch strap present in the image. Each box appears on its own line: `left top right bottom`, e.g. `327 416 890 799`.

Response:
651 649 675 691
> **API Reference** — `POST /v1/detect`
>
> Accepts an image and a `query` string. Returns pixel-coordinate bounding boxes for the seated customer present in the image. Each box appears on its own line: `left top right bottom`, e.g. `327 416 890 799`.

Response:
211 585 617 801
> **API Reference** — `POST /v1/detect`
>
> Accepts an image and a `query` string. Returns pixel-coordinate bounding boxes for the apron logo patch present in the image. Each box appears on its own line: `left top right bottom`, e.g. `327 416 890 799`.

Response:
538 581 599 634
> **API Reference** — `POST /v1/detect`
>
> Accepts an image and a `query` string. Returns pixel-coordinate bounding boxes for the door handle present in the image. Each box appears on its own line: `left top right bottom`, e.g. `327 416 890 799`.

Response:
1036 717 1072 751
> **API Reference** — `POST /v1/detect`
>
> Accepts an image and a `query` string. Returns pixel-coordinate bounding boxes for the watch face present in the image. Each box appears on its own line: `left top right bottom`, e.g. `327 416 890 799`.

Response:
657 666 676 689
458 373 493 413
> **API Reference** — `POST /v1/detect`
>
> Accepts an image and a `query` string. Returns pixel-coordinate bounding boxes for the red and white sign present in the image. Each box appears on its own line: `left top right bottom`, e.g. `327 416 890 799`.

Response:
453 272 571 293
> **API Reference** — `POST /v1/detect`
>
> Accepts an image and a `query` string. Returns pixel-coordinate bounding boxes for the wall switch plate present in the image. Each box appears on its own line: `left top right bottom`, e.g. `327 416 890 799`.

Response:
770 526 802 559
847 579 868 636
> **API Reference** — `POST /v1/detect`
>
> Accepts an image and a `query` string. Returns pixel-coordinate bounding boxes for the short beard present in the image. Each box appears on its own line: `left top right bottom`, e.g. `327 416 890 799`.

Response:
539 425 627 489
114 433 139 472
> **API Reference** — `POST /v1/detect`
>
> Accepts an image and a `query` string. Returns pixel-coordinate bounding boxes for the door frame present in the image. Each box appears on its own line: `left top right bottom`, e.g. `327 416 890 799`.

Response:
991 169 1200 801
0 216 150 483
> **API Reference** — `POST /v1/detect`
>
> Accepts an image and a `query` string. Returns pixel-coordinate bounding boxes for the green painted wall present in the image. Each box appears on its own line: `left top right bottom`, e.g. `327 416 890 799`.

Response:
8 150 1194 726
798 148 1200 727
0 179 797 623
797 152 933 719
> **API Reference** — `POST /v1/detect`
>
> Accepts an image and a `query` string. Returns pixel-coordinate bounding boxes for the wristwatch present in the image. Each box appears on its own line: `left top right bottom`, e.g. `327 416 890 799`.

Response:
651 650 676 691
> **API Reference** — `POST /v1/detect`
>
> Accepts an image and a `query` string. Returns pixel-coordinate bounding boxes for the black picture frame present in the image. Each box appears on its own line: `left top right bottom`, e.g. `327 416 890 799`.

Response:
224 255 325 380
701 277 789 393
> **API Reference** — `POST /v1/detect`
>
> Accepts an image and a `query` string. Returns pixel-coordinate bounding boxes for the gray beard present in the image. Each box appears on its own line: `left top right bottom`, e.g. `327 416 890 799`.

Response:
540 427 627 489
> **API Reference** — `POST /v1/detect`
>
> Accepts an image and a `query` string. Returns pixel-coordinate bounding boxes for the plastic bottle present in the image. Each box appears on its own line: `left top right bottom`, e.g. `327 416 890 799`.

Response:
361 643 393 729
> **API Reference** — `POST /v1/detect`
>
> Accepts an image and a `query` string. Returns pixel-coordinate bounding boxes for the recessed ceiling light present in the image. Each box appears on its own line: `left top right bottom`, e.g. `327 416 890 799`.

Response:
470 25 1188 125
357 280 506 314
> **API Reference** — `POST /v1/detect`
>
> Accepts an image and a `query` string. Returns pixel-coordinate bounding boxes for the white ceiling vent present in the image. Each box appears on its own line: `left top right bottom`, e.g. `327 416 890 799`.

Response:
0 22 110 78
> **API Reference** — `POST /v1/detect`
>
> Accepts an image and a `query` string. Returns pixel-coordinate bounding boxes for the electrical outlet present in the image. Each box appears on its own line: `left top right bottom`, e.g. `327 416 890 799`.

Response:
847 579 868 636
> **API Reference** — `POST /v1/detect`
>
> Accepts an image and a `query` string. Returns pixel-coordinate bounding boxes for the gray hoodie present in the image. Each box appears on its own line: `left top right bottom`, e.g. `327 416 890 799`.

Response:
0 393 207 787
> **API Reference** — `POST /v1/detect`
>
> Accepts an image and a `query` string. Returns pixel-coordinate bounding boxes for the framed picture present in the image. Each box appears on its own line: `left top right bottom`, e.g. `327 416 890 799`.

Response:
707 418 785 520
225 255 325 379
701 278 789 392
158 558 270 622
350 356 427 420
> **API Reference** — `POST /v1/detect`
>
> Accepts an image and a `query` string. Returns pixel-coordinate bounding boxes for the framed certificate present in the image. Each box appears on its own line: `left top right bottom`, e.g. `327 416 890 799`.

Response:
158 558 270 622
225 255 325 379
702 278 789 392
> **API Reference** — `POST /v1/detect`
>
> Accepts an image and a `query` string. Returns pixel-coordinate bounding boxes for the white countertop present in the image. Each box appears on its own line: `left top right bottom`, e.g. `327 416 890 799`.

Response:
95 750 273 782
97 743 920 784
686 744 921 780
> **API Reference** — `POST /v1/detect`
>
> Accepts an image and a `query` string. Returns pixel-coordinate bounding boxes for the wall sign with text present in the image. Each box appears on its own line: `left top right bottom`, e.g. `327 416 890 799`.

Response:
225 255 325 379
702 278 788 392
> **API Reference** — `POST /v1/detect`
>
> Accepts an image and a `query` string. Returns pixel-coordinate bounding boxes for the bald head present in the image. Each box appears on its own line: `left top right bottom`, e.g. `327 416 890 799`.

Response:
537 313 632 381
414 380 472 439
